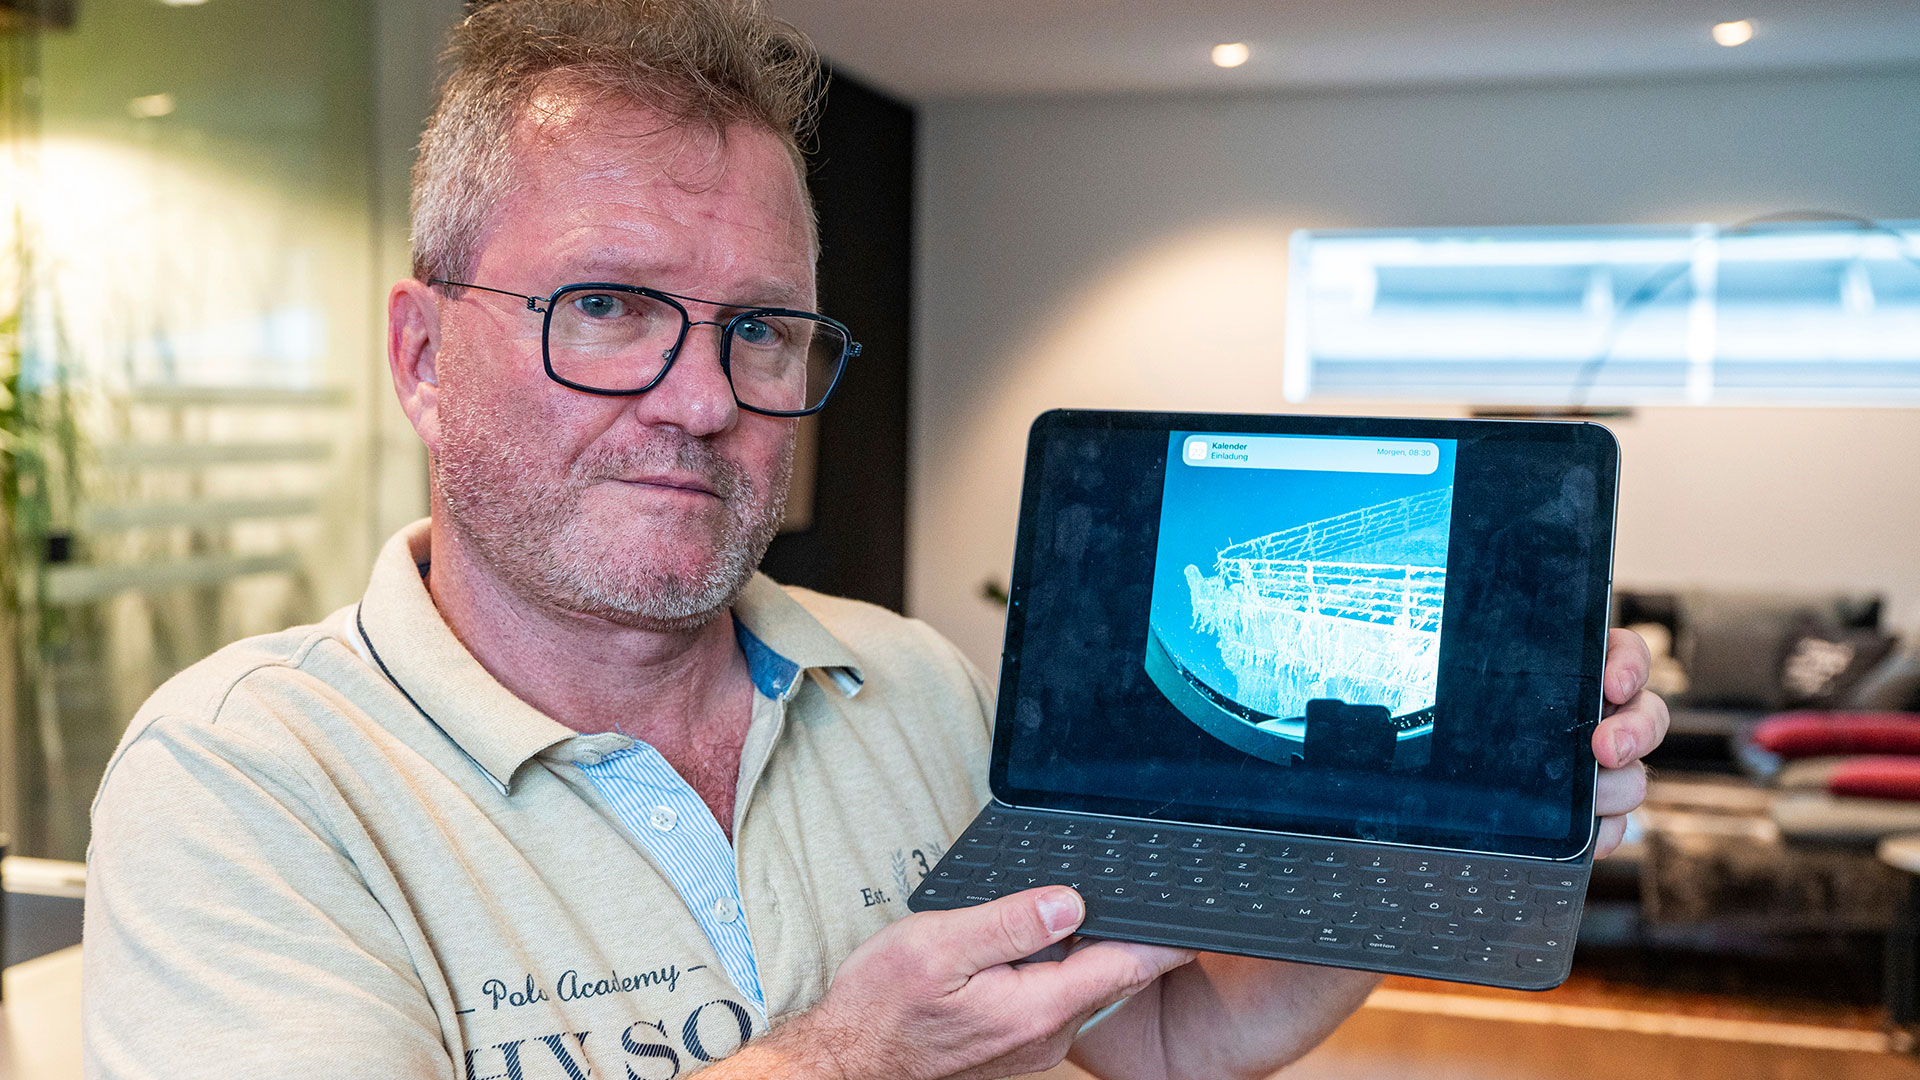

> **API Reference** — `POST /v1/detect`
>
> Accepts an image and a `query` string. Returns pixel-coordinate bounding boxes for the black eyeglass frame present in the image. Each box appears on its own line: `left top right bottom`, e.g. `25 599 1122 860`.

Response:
429 278 861 417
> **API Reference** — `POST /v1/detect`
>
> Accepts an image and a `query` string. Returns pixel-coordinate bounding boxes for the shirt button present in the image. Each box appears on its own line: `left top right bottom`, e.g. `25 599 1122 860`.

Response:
712 897 740 923
648 806 677 832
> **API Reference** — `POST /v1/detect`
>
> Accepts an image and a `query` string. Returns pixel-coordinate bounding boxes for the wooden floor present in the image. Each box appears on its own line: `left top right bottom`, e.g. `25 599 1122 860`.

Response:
1280 972 1918 1080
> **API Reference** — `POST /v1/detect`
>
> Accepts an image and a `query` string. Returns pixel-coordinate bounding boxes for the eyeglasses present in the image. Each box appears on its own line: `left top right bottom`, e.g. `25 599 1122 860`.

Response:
429 279 861 417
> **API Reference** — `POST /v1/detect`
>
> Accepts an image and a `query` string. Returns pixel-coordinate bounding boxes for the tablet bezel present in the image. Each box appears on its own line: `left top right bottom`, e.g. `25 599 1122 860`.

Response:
986 409 1620 861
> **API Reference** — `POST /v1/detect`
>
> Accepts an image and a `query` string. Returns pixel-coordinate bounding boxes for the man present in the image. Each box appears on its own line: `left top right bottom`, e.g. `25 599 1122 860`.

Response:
82 1 1668 1077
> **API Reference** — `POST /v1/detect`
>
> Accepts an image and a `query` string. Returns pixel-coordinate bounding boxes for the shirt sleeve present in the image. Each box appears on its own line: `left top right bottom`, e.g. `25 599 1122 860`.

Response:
84 717 457 1080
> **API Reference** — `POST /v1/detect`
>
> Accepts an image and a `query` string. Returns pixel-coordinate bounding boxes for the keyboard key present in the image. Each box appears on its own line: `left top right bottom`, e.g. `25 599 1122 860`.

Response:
1379 914 1417 934
933 865 970 884
1313 927 1359 949
1089 862 1126 880
1414 899 1452 917
1316 887 1357 907
1235 897 1277 918
1179 835 1216 854
1492 866 1525 884
1045 858 1083 875
1529 869 1580 890
1273 864 1308 882
1409 880 1448 899
962 890 1001 904
1223 839 1262 857
1365 894 1408 914
977 810 1006 831
976 868 1007 886
1007 871 1044 889
1362 933 1403 955
1483 925 1565 951
1006 853 1042 871
1093 825 1131 843
1449 861 1486 881
1463 945 1514 967
1432 920 1471 940
1007 836 1042 853
1270 844 1305 863
1272 882 1311 900
1495 886 1528 905
1312 867 1353 886
1145 888 1180 907
1098 882 1136 903
1501 906 1535 926
950 848 994 866
1360 852 1396 871
1413 940 1457 962
1008 817 1043 835
1136 830 1174 848
1405 858 1441 876
1049 819 1088 839
1285 904 1320 923
1518 951 1560 973
1461 903 1496 922
1135 867 1174 885
1135 849 1172 867
1362 873 1397 891
1311 849 1348 868
1190 894 1230 913
1092 844 1127 862
1179 872 1217 891
1047 840 1086 857
1178 853 1217 872
1227 877 1263 895
1224 858 1261 876
1456 883 1490 901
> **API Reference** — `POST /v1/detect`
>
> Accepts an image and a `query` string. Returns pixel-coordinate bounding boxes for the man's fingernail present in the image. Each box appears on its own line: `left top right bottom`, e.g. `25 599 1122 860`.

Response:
1613 732 1635 763
1036 889 1082 935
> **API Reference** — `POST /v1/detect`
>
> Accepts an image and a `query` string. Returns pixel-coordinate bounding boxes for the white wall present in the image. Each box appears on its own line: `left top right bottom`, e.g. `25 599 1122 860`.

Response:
912 66 1920 679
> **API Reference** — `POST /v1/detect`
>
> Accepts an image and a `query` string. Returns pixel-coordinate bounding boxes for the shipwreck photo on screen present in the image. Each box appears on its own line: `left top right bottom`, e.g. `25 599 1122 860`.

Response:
1146 431 1459 772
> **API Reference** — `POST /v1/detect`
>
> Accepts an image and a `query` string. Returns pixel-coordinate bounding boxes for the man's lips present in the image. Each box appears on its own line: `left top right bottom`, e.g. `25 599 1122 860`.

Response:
608 473 721 498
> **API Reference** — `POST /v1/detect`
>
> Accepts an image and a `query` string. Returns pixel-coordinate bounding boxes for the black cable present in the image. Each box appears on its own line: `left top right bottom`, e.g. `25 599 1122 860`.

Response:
1567 210 1920 407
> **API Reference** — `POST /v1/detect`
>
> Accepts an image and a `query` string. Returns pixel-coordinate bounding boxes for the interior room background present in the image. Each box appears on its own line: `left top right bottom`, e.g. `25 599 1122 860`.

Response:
910 66 1920 680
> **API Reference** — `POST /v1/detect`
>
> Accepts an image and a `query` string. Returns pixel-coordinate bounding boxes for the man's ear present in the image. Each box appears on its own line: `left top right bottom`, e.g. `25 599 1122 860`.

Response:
388 279 445 454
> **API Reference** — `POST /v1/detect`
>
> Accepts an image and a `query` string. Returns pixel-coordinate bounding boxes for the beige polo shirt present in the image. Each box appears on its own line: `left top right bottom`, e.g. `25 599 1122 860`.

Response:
83 521 995 1079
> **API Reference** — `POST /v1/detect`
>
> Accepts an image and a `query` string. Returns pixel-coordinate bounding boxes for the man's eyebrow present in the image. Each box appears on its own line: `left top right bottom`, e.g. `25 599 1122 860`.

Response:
567 262 808 309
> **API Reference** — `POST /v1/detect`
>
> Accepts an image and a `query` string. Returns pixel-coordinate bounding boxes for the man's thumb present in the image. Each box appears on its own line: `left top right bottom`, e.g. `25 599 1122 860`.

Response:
944 886 1085 975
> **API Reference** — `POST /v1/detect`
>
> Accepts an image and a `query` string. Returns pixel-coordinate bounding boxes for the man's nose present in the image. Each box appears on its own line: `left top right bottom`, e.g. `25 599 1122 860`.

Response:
634 319 737 436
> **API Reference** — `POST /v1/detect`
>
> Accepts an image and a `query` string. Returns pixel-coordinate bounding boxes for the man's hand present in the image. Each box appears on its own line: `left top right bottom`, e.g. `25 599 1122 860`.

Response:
1593 626 1670 856
725 886 1194 1080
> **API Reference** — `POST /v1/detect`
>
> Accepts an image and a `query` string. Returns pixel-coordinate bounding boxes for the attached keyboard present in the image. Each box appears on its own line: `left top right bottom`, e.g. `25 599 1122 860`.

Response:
906 805 1590 990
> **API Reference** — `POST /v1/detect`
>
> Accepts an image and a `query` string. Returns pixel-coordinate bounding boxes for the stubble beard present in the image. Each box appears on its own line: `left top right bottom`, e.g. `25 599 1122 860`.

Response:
433 392 793 632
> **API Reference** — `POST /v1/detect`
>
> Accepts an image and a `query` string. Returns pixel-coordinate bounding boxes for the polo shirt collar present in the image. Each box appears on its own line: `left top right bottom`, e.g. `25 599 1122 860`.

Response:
354 520 864 795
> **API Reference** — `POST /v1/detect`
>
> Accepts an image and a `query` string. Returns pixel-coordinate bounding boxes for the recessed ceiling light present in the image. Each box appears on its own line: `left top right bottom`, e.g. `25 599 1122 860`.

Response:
158 0 211 7
1711 19 1754 47
127 93 176 119
1211 42 1250 69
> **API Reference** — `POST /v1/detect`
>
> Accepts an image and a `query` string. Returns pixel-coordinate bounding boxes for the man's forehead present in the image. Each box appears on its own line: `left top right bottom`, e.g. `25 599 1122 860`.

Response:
489 86 816 284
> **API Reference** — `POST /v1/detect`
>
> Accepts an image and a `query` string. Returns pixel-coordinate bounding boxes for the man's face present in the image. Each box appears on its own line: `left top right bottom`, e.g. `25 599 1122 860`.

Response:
428 94 813 630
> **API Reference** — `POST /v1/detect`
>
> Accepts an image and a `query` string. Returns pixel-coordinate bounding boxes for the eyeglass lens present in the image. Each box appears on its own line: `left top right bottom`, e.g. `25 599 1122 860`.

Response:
547 285 847 413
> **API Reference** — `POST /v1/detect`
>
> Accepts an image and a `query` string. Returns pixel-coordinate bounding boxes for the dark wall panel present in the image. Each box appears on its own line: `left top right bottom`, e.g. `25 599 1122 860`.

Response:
761 70 914 611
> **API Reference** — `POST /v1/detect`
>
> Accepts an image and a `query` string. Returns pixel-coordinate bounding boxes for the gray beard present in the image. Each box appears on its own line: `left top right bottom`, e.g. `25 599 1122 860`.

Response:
433 396 792 632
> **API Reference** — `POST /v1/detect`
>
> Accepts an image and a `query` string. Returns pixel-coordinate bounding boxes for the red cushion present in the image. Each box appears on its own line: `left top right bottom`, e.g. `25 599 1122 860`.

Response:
1752 711 1920 758
1830 757 1920 801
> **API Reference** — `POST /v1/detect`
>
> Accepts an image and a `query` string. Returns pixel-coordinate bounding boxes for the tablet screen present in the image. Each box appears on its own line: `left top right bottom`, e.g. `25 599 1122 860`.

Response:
990 411 1617 859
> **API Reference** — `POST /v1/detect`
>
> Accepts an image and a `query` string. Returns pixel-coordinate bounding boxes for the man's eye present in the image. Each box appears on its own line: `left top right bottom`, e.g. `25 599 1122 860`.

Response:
572 293 626 319
733 318 779 346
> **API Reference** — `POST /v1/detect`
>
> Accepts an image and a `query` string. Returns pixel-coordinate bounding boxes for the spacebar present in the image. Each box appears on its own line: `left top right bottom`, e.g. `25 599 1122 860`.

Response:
1086 913 1306 946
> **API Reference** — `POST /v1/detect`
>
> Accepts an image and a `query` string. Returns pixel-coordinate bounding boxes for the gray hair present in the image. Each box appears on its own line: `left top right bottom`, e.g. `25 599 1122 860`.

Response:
410 0 822 285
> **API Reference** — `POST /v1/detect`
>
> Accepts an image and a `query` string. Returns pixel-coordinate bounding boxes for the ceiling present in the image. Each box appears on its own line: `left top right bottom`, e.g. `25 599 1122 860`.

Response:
768 0 1920 102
